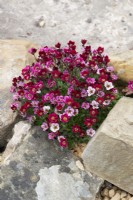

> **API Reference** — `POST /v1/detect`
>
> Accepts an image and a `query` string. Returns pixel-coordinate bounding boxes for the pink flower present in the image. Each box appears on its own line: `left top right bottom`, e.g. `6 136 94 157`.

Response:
81 102 90 110
48 132 57 140
65 96 73 105
47 79 56 88
86 128 96 137
106 66 114 72
65 106 74 116
91 100 99 109
81 89 88 97
10 102 19 111
80 69 89 78
86 77 96 84
111 74 118 80
41 122 49 131
24 92 34 100
28 48 37 55
97 91 105 97
128 81 133 91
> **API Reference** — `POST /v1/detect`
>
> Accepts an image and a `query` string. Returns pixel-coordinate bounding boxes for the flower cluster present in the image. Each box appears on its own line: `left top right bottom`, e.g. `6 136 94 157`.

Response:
10 40 119 148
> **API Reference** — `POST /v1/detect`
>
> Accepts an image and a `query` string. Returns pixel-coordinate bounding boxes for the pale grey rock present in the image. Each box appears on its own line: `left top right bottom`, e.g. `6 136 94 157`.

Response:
35 165 90 200
0 0 133 53
0 121 103 200
0 40 37 148
2 121 31 164
82 97 133 195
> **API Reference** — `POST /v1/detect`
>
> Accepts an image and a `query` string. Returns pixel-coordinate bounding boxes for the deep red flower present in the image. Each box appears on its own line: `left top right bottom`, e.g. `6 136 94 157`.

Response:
52 70 61 78
55 42 61 48
105 94 111 99
72 125 81 133
61 73 70 82
98 75 107 83
65 97 74 105
91 117 97 124
97 47 104 54
84 118 93 128
48 113 58 123
81 39 87 46
56 104 63 111
11 104 17 111
37 109 44 116
72 90 81 98
18 90 24 96
104 55 110 64
79 130 85 137
96 97 104 104
88 60 96 68
94 84 102 91
59 138 68 148
89 109 99 117
72 102 80 109
60 114 69 123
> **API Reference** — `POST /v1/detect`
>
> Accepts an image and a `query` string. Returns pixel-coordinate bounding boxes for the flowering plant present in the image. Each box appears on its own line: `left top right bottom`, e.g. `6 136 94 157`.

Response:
10 40 119 148
122 81 133 96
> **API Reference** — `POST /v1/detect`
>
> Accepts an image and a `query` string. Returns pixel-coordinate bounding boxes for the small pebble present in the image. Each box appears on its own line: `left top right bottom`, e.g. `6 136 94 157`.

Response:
121 192 127 198
109 189 116 198
39 20 45 27
116 190 122 195
113 186 118 191
122 198 127 200
103 197 110 200
75 160 84 171
111 193 121 200
127 194 132 200
102 188 109 197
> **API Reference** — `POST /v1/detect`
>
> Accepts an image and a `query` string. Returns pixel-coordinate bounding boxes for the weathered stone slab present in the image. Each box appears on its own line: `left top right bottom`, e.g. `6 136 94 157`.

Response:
82 97 133 194
110 50 133 82
0 121 103 200
0 40 37 147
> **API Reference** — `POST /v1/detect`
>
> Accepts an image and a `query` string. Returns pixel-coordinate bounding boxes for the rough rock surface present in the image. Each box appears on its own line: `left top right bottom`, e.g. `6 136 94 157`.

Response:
0 40 37 148
0 0 133 53
82 97 133 195
110 50 133 82
0 121 103 200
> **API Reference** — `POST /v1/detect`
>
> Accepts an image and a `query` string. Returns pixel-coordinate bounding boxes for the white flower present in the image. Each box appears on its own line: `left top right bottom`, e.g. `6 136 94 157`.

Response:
87 86 96 96
91 100 99 109
104 81 114 90
43 106 51 112
86 128 96 137
50 123 60 132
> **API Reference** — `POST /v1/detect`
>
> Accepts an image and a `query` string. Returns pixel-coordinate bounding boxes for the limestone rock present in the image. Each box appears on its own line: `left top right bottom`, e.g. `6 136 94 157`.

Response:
0 40 37 148
110 50 133 82
82 97 133 195
0 121 103 200
2 121 31 163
